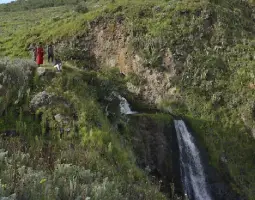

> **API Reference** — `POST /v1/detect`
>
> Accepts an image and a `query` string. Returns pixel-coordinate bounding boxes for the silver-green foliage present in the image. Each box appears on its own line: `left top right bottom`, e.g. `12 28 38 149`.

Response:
0 58 35 113
0 150 166 200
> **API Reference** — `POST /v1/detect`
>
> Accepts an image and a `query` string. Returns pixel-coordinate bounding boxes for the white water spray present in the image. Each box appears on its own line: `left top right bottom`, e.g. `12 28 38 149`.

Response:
174 120 212 200
118 95 137 115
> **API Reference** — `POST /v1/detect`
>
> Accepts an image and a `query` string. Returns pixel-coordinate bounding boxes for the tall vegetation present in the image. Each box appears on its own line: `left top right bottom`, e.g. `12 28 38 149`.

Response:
0 0 255 199
0 0 84 11
0 58 171 199
0 58 35 114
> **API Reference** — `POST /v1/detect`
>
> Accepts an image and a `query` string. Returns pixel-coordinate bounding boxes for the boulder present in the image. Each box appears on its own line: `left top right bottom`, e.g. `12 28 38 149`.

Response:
37 67 46 76
30 91 54 111
30 91 72 111
54 114 63 123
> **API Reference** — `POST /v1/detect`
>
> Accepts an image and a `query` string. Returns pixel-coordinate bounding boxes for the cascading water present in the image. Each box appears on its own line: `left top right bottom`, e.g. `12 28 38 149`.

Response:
118 95 137 115
174 120 212 200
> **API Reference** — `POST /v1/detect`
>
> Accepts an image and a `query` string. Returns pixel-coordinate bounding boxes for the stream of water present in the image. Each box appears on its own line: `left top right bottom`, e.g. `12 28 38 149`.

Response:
174 120 212 200
118 96 212 200
118 95 137 115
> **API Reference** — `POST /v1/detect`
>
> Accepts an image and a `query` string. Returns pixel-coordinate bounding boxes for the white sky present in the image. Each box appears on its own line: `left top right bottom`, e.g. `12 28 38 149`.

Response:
0 0 15 4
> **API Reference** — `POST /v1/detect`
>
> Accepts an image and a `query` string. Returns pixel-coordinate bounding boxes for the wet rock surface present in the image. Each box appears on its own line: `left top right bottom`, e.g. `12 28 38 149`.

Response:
127 114 182 197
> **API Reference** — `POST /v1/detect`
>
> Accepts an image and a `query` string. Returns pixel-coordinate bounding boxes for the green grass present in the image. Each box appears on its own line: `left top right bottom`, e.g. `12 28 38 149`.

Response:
0 0 147 57
1 0 255 198
0 58 168 199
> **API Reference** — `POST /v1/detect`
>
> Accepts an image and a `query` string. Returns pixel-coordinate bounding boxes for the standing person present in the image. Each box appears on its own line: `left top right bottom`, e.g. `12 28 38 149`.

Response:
36 42 44 67
47 42 54 63
28 43 36 62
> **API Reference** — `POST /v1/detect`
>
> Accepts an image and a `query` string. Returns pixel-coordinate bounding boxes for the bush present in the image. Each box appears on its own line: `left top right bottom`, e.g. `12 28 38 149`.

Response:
0 58 35 114
74 2 89 14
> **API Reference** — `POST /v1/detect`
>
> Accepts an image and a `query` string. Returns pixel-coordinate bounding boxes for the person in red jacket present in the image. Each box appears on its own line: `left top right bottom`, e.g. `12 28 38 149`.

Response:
36 42 44 66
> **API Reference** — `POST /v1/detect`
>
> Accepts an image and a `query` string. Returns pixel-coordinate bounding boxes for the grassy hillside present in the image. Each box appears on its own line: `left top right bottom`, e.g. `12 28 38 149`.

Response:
0 0 186 57
0 0 84 11
0 0 154 57
0 58 171 199
1 0 255 199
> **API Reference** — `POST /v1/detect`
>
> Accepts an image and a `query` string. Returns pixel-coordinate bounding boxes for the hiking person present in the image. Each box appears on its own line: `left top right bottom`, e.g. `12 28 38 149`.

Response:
47 42 54 63
36 42 44 67
28 43 36 62
53 58 62 72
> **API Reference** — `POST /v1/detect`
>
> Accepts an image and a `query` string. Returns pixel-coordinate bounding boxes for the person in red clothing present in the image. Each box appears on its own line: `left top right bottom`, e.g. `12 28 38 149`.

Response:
36 42 44 66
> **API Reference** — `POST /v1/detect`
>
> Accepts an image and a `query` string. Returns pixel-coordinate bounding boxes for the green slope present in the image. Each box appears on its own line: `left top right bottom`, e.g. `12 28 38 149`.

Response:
1 0 255 199
0 58 169 199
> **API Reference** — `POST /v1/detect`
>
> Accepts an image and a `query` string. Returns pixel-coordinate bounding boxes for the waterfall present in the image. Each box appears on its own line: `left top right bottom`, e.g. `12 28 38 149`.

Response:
118 95 137 115
174 120 212 200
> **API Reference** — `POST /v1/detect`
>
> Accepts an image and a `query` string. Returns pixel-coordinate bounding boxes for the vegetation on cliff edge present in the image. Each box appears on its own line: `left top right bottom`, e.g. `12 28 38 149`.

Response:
1 0 255 199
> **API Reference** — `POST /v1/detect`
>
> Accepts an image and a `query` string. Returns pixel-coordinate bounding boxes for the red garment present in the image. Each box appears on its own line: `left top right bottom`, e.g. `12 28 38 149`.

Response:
36 47 44 65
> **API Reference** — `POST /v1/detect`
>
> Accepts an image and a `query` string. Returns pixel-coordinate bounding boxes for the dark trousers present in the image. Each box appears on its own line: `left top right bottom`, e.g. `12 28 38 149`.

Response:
48 54 54 63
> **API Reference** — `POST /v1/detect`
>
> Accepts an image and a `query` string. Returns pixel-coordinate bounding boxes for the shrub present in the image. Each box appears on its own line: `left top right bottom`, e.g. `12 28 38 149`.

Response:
0 58 35 114
74 2 89 14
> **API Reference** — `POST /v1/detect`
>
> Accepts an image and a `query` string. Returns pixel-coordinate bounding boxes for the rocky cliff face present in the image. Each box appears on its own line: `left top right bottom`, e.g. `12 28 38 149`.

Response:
91 23 179 106
57 22 178 106
125 114 182 197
